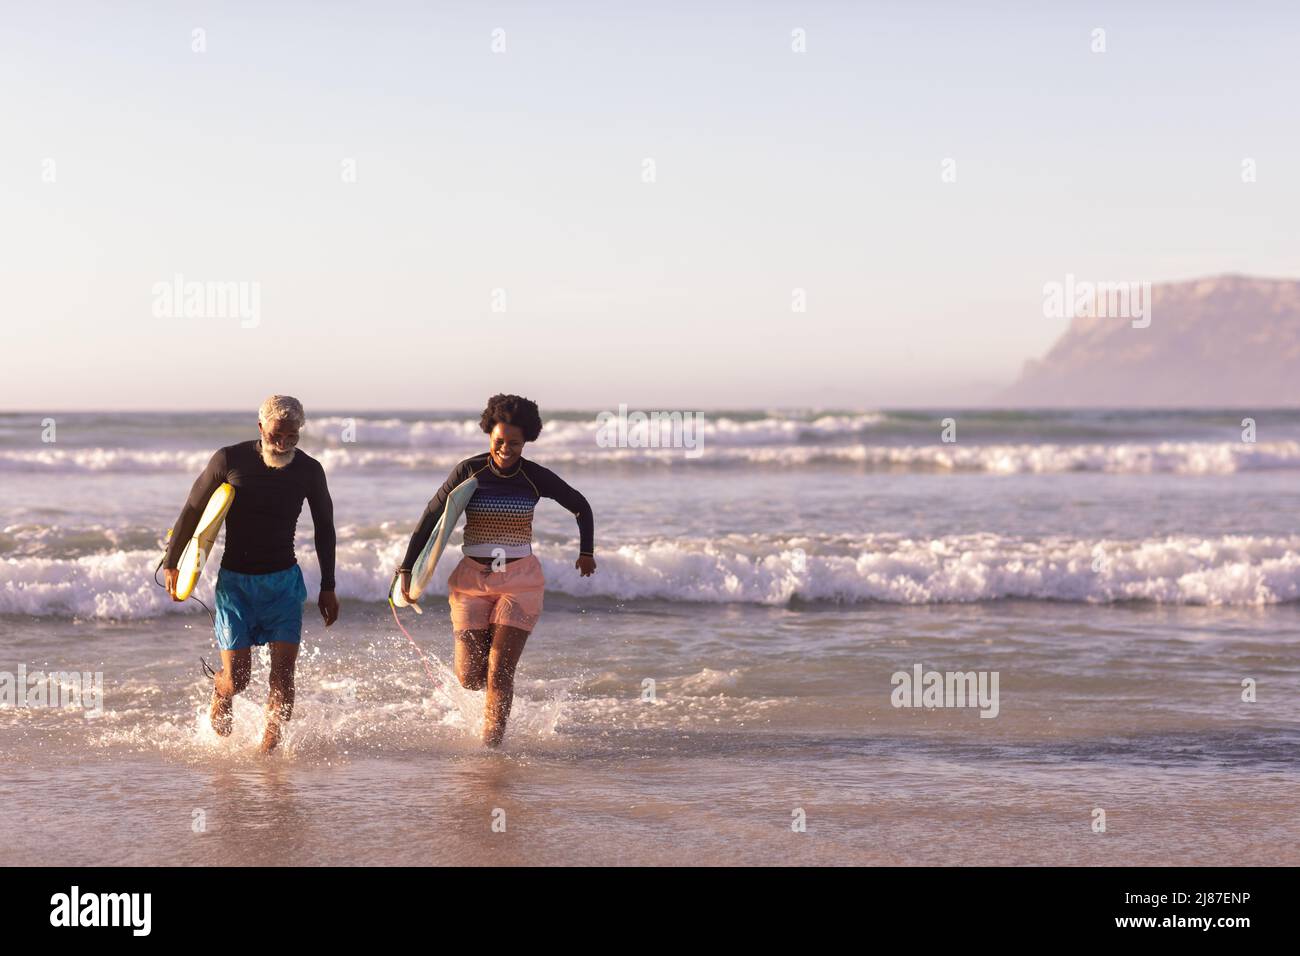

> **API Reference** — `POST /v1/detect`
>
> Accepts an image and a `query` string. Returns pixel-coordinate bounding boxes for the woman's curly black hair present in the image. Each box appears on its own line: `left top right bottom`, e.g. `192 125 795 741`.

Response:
479 394 543 442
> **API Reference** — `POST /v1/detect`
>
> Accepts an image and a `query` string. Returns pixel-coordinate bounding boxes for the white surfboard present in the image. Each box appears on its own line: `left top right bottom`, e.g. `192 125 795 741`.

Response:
391 475 478 609
174 482 235 601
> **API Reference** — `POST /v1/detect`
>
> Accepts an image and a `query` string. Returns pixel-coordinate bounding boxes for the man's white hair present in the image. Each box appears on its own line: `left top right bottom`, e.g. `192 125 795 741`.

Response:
258 395 306 429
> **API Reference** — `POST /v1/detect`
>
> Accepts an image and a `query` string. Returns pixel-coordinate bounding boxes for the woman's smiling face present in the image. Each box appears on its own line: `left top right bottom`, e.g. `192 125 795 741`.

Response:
490 422 526 470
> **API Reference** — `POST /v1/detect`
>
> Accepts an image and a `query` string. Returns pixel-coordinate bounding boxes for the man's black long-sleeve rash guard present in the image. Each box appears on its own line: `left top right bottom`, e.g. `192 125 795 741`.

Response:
400 453 594 571
164 440 337 590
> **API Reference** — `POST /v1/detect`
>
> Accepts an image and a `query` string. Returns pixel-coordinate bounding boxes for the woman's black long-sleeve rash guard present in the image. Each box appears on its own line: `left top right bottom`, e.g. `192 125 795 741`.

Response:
400 453 594 571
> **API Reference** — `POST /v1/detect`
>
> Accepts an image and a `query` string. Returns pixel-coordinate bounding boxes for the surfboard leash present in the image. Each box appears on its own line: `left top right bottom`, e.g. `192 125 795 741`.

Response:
152 552 217 626
389 598 439 686
153 549 219 683
388 585 446 692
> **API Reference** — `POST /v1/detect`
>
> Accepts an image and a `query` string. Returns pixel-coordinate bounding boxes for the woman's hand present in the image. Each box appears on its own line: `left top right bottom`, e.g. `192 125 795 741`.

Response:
575 554 597 577
164 567 183 601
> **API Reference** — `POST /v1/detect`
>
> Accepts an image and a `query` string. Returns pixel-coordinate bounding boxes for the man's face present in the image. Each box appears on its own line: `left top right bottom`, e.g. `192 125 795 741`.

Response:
258 419 300 468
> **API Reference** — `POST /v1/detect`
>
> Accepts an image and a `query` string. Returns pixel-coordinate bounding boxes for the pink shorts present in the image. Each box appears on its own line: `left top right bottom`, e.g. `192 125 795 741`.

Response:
447 554 545 632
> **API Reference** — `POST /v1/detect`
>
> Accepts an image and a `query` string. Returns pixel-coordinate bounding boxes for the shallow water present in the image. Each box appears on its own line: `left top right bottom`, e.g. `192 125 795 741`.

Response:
3 598 1296 865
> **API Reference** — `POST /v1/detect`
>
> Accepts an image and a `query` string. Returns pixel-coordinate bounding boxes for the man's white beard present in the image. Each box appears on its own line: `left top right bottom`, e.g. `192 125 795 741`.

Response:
261 444 296 469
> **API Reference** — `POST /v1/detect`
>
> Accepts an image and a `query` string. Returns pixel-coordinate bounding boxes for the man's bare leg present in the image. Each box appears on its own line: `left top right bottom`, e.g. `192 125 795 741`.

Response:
483 624 530 748
210 648 251 736
260 641 299 754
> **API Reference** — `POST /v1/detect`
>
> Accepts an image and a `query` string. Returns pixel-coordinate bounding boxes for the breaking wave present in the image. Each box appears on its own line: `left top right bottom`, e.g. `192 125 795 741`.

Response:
5 532 1300 618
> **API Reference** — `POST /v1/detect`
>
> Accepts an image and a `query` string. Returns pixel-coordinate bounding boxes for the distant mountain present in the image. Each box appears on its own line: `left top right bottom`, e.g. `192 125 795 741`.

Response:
997 275 1300 407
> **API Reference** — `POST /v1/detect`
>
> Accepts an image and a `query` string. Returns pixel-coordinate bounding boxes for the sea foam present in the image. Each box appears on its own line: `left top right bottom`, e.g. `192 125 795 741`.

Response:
4 533 1299 618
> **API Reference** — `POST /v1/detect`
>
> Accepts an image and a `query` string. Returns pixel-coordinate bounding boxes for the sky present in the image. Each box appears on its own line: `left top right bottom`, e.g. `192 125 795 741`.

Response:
2 0 1297 410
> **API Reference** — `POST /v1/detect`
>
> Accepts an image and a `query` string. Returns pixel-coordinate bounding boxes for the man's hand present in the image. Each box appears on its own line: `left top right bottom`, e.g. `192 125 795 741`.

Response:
576 554 597 577
319 590 340 626
398 569 413 604
164 567 183 601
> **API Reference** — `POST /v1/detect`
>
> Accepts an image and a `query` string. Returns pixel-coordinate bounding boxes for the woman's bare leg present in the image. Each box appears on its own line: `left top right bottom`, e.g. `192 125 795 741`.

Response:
483 624 530 748
455 628 493 690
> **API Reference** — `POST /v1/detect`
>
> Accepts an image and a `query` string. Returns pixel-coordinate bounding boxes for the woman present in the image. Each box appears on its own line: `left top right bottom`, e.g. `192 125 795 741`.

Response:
398 394 596 747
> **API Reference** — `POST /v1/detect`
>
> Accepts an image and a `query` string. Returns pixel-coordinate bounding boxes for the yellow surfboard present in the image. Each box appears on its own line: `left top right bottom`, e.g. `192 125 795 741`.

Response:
174 482 235 601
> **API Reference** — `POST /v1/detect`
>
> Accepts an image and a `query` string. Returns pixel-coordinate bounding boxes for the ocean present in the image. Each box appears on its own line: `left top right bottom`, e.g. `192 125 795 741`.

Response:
1 408 1297 865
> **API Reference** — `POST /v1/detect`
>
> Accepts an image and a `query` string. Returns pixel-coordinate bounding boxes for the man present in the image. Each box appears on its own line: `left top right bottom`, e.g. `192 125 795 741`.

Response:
163 395 339 753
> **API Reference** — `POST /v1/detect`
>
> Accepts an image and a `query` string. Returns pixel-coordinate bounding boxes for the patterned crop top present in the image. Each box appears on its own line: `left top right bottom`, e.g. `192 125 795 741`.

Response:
399 453 594 569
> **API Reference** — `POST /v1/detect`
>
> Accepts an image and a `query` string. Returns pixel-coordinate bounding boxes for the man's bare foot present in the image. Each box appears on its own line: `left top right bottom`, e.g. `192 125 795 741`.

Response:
210 692 233 736
259 722 283 754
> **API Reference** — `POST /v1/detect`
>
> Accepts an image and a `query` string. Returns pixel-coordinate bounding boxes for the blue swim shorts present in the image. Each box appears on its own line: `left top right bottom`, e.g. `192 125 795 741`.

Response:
213 565 308 651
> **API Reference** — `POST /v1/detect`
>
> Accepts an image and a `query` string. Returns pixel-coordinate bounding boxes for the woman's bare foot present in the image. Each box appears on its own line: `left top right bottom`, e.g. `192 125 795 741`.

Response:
258 721 283 754
210 692 234 736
